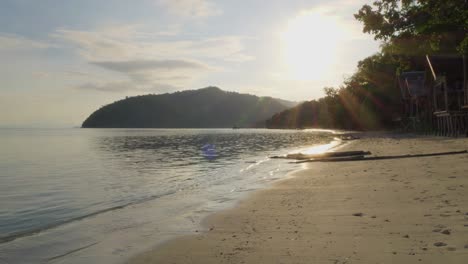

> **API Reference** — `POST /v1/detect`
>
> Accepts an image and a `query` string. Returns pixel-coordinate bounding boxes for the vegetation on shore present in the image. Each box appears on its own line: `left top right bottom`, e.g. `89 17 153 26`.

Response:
266 0 467 130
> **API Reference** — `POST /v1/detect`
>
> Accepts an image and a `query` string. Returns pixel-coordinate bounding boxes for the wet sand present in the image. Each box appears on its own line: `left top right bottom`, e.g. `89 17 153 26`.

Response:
129 134 468 263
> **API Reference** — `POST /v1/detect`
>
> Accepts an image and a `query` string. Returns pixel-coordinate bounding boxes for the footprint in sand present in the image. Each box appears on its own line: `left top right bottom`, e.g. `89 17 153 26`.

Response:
434 242 447 247
441 229 451 235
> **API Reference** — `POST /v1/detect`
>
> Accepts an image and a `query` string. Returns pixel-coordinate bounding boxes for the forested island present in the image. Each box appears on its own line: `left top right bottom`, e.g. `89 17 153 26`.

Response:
82 87 296 128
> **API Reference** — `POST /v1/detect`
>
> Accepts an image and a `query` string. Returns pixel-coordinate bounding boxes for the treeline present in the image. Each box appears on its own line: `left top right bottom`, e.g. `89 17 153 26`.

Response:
266 53 401 130
266 0 467 130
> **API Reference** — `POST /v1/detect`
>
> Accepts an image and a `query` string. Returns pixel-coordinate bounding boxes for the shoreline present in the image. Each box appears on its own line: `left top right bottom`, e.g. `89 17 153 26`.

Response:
0 128 340 264
128 133 468 263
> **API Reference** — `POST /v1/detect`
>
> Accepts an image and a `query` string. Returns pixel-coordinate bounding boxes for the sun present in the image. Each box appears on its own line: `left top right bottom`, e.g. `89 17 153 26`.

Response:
281 11 344 81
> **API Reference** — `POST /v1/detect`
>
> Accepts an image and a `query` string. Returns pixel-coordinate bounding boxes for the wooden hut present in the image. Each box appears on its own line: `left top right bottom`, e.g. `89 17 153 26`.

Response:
397 71 431 131
426 55 468 136
397 54 468 136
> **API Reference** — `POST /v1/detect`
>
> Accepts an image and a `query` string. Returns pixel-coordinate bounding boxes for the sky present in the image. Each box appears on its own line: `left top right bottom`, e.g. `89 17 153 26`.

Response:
0 0 380 128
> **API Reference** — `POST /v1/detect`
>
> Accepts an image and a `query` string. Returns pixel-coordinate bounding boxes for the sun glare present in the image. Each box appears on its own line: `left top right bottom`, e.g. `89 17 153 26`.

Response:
281 11 344 81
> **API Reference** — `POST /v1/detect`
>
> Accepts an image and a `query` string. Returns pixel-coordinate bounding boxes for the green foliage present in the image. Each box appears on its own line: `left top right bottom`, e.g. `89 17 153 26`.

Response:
267 0 466 130
82 87 295 128
354 0 468 54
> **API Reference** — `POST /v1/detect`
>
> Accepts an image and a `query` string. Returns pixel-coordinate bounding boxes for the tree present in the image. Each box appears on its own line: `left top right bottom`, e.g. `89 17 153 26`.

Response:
354 0 468 54
267 1 468 131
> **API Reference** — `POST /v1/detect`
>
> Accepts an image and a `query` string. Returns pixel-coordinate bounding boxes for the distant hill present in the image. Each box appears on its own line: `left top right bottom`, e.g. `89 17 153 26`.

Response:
82 87 297 128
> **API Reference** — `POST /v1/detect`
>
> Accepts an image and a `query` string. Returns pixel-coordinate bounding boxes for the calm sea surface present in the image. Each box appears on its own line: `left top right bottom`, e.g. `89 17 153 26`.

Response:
0 128 339 263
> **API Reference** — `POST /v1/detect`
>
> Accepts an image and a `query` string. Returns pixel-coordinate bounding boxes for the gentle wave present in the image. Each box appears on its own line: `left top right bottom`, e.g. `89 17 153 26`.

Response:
0 190 177 244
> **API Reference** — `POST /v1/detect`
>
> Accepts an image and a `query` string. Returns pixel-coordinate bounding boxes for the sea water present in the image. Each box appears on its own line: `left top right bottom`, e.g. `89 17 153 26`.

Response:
0 128 339 263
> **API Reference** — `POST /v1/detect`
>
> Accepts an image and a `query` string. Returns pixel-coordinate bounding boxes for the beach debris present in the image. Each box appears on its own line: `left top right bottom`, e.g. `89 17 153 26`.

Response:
403 235 410 238
352 213 364 217
434 242 447 247
293 150 468 163
270 150 372 160
338 134 360 140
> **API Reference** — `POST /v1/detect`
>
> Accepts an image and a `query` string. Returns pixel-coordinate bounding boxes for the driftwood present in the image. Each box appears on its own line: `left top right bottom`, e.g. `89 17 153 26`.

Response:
337 135 360 141
296 150 467 163
271 150 371 160
294 155 366 163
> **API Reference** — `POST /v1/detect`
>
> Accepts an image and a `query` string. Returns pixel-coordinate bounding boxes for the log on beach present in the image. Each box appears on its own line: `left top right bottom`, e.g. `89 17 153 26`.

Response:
298 150 468 163
294 154 367 163
271 150 372 160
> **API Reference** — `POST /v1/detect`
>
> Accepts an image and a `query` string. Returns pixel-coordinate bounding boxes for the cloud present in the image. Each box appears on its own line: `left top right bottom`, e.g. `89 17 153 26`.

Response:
63 70 98 77
53 26 252 62
89 58 212 87
90 59 210 73
32 71 51 79
32 69 99 79
156 0 222 18
0 33 55 50
187 36 254 62
75 81 180 93
51 25 252 93
76 81 133 92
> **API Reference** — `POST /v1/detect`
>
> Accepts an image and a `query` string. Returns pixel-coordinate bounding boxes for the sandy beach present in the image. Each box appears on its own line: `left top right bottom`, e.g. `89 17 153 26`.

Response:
129 134 468 263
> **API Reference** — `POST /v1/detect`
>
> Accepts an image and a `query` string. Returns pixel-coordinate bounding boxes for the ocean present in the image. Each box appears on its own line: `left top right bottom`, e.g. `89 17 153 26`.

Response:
0 128 339 263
